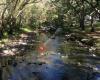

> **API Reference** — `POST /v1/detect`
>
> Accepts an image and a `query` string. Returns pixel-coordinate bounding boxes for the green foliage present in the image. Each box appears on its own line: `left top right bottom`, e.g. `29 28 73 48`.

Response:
0 0 99 38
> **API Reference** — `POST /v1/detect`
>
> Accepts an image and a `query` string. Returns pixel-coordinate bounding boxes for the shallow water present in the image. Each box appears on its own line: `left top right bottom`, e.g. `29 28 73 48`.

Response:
8 53 65 79
8 53 97 80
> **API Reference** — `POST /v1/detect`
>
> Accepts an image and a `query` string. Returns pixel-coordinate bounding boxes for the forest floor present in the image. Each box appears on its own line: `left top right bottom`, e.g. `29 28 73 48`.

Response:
0 28 99 67
86 31 100 56
0 31 38 56
0 29 100 58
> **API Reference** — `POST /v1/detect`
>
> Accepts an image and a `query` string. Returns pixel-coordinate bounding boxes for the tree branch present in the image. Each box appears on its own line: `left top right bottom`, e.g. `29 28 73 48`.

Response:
0 3 6 6
84 0 100 14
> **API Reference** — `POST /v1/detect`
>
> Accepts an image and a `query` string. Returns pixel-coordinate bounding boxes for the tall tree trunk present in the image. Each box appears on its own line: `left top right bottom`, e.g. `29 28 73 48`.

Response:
90 16 95 32
80 0 85 30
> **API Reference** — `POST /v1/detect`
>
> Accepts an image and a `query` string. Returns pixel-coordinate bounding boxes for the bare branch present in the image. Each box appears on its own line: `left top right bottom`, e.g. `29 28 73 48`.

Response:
0 3 6 6
28 0 42 3
16 0 42 18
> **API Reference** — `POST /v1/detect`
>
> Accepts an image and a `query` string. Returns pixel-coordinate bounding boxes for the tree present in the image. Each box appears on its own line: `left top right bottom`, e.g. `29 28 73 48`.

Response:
0 0 41 38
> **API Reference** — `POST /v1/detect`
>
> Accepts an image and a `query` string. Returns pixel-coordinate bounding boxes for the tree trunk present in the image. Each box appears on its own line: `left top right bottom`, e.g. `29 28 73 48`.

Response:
58 14 64 27
80 0 85 30
99 13 100 22
0 68 3 80
90 16 95 32
0 29 4 39
80 18 85 30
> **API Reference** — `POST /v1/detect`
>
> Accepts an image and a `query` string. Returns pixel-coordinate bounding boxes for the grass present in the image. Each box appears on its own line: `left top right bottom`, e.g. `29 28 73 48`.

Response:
21 27 33 32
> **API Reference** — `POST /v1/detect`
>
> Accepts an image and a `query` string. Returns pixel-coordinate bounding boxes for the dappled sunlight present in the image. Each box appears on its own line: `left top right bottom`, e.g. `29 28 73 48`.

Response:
0 0 100 80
